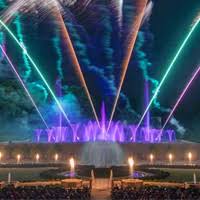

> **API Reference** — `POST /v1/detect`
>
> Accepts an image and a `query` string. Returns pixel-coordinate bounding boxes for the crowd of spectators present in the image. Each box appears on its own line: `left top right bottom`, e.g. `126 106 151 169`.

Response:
111 186 200 200
0 185 91 200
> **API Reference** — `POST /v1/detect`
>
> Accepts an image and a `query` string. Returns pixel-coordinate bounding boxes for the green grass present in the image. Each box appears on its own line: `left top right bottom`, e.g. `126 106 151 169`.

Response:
0 167 199 183
154 168 200 183
0 167 57 182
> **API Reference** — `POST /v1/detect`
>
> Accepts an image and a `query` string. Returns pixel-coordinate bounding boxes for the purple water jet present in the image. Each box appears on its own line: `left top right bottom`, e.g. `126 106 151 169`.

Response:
144 81 150 138
35 103 176 143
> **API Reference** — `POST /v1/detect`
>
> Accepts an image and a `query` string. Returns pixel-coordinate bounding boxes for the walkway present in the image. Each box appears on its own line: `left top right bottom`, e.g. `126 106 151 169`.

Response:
91 178 111 200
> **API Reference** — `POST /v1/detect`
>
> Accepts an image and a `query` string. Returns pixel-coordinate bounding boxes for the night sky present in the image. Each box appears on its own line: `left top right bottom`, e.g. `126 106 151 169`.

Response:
0 0 199 141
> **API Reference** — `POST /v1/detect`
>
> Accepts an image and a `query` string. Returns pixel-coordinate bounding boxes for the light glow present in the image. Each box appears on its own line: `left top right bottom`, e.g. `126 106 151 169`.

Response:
69 157 75 169
128 157 134 168
168 153 173 163
17 154 21 163
149 154 154 163
188 152 192 162
54 153 58 161
35 153 40 162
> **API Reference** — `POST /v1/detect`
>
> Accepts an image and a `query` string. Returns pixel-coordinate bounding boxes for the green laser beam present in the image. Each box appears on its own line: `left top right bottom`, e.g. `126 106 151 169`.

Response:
136 18 200 132
0 45 49 129
0 19 72 127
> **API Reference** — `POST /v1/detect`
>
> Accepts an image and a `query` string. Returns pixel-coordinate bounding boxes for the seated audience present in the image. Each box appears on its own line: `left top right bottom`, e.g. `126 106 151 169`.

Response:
0 185 90 200
111 186 200 200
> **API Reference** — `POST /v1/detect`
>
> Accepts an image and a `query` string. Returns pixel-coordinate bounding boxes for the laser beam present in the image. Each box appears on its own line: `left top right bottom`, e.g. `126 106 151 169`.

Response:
55 11 100 127
0 19 72 127
107 0 148 131
0 45 49 128
162 65 200 131
134 17 200 135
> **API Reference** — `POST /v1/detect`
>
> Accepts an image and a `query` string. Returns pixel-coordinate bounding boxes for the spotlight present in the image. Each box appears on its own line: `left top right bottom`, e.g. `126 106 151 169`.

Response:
149 154 154 164
69 157 75 178
35 154 40 162
188 152 192 163
69 157 75 169
128 157 134 168
168 153 173 164
17 154 21 163
128 157 134 178
54 154 59 162
0 152 2 161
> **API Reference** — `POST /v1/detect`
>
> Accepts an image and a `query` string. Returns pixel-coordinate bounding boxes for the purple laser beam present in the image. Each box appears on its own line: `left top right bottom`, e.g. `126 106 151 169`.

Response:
162 65 200 131
0 45 49 128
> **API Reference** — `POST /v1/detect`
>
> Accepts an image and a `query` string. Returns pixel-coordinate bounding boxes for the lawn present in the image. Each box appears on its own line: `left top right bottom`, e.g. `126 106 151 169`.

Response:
154 168 200 183
0 167 57 182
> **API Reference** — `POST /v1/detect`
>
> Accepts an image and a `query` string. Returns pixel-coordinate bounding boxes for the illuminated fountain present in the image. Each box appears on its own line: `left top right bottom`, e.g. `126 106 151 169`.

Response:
34 102 176 143
80 142 124 167
0 0 199 150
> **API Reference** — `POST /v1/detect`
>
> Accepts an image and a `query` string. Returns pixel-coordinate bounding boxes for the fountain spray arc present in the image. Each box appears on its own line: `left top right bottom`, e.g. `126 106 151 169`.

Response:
0 45 49 128
0 19 72 128
134 17 200 135
161 65 200 133
108 0 148 132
